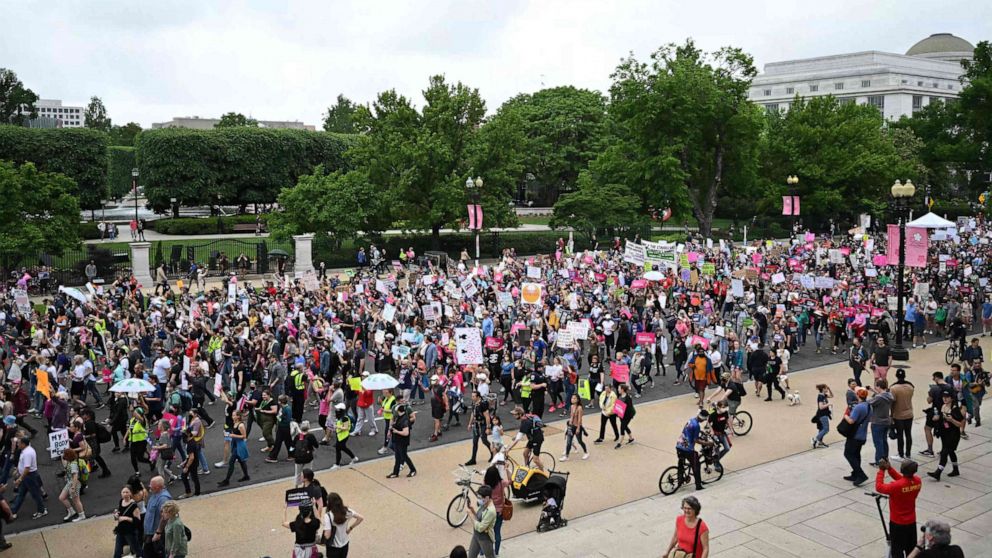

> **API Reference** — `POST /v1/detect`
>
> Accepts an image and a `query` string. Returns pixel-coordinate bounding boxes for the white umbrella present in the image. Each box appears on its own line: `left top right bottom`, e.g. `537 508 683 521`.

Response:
109 378 155 393
58 285 88 304
361 373 399 391
643 271 665 281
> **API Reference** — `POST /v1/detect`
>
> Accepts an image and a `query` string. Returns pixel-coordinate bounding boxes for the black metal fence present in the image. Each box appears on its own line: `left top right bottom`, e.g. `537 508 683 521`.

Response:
0 244 131 292
151 239 294 279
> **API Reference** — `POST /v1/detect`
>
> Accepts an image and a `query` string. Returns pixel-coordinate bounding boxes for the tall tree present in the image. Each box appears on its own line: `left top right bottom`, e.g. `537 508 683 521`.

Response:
108 122 142 146
84 96 112 132
0 161 81 261
759 96 920 227
604 40 763 236
351 76 519 248
323 94 358 133
0 69 38 126
490 86 607 205
216 112 259 128
958 40 992 192
550 171 643 244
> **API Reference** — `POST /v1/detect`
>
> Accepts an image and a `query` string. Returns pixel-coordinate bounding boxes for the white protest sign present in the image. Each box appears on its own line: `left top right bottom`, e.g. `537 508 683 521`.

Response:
527 266 541 279
497 291 514 310
814 276 835 289
623 241 646 266
454 327 484 365
382 304 397 322
731 279 745 298
771 272 785 285
422 304 436 321
557 330 575 349
566 320 589 340
461 278 478 298
13 289 30 316
49 428 70 459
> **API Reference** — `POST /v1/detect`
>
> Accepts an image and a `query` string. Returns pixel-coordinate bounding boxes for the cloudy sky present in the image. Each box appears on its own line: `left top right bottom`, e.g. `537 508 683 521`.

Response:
4 0 989 128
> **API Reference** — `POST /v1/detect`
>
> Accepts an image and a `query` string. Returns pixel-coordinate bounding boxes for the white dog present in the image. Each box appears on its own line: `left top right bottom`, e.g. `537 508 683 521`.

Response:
786 391 802 406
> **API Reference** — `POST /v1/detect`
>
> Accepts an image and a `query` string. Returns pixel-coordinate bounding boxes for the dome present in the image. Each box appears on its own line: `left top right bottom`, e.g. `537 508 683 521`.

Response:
906 33 974 61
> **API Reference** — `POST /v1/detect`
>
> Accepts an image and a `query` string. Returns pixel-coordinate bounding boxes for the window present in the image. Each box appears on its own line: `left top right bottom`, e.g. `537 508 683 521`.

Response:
932 82 939 88
835 82 844 90
901 79 908 84
809 84 818 92
786 87 794 94
947 84 954 90
918 80 924 87
838 97 855 105
861 80 871 87
912 95 924 111
867 95 885 111
763 103 779 113
763 89 771 96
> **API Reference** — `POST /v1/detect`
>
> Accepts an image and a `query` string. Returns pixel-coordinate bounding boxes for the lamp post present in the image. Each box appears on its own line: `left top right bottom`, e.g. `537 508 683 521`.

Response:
465 176 483 267
787 175 799 237
890 179 916 362
131 168 140 224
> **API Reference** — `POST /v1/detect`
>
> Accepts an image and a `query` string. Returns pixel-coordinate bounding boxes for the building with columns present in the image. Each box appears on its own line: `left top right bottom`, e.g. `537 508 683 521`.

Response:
749 33 975 120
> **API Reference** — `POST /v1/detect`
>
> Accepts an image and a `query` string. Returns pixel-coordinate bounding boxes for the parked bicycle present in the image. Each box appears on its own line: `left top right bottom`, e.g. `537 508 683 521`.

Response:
446 466 484 527
658 432 724 495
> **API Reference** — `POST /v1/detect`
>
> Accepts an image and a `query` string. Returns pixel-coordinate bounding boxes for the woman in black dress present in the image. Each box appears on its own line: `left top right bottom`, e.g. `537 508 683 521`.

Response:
927 391 965 480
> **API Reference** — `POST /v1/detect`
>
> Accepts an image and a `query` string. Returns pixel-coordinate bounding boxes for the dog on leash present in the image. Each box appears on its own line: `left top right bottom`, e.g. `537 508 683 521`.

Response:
786 391 802 406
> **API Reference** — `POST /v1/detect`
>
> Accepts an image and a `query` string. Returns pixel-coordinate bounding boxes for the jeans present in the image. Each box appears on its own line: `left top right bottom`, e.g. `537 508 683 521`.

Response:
677 448 702 489
391 442 415 475
468 531 496 558
196 446 210 474
973 392 984 425
494 515 504 555
815 416 830 443
870 423 890 463
470 425 491 462
713 432 731 461
564 424 587 456
11 471 45 514
893 418 913 457
84 379 104 405
844 437 867 481
114 530 143 558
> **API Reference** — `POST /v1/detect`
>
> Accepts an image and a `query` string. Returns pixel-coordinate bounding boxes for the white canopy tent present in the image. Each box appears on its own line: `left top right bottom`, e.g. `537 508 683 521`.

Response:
906 212 956 229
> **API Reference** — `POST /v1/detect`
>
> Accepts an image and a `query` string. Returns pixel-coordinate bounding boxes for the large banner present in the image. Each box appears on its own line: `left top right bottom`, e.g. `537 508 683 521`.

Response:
623 240 645 265
642 240 677 269
887 225 928 267
454 328 484 365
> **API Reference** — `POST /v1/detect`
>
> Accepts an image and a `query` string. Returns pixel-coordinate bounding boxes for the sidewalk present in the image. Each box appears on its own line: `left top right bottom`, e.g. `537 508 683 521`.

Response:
9 340 990 557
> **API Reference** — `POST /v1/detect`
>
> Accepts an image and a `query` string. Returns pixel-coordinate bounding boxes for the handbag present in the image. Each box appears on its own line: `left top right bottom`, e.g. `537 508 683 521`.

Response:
501 498 514 521
613 400 627 419
667 518 702 558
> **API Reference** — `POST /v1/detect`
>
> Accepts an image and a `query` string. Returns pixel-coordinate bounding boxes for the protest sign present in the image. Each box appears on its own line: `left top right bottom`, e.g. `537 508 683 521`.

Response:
285 488 313 508
610 362 630 383
521 283 543 305
49 428 70 459
461 278 478 297
557 330 575 349
454 328 484 365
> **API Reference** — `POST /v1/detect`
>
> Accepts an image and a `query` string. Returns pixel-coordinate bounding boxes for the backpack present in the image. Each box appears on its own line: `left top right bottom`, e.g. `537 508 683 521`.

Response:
96 423 112 444
294 434 313 464
179 390 193 413
524 413 544 431
75 459 90 483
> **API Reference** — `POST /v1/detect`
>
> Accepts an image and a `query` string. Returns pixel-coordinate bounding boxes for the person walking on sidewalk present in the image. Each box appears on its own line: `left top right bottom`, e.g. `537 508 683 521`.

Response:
841 387 871 486
217 411 250 487
927 392 964 481
386 403 416 478
465 390 492 467
561 393 588 461
330 404 357 470
664 496 709 558
9 437 46 520
890 369 915 459
593 384 619 444
868 379 894 466
812 384 834 448
465 485 497 558
921 372 953 457
615 384 636 448
161 501 188 558
875 457 922 558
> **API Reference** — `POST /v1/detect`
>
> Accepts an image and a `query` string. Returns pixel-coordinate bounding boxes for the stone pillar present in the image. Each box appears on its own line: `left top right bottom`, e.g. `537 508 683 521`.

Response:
129 242 155 290
293 234 315 278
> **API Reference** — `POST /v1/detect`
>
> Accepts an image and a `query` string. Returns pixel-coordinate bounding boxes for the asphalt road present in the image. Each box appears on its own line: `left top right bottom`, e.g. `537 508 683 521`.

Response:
5 329 957 534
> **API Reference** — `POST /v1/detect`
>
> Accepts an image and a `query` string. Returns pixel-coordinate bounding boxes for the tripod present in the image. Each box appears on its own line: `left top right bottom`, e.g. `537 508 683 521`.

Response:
866 492 891 558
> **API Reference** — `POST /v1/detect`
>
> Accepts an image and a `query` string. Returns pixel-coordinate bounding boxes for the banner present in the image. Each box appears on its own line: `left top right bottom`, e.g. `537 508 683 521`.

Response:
887 225 928 267
466 204 484 230
454 328 484 365
521 283 543 305
623 241 646 266
48 428 70 459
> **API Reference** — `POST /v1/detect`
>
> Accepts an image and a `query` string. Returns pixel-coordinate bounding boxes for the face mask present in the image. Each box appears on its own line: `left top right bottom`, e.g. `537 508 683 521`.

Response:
477 498 485 507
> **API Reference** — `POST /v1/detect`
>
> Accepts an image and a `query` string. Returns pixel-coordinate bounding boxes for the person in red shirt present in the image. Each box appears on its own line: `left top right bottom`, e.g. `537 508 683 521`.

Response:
353 375 378 437
876 457 922 558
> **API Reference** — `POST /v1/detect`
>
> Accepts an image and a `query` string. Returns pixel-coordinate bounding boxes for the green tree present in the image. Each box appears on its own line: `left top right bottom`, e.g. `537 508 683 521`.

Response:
0 69 38 126
489 86 607 205
269 167 389 246
107 146 136 200
216 112 259 128
352 76 515 249
323 95 358 133
958 40 992 193
550 171 644 244
758 96 920 227
0 161 81 261
84 96 112 132
603 40 764 237
108 122 142 146
0 125 109 216
892 101 976 201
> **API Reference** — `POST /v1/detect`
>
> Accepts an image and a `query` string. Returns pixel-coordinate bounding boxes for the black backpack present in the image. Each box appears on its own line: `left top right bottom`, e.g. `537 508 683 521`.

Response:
96 423 112 444
294 434 313 464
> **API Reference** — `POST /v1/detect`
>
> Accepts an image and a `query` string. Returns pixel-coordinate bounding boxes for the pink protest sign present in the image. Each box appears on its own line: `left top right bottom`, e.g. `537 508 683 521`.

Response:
594 273 606 281
510 322 527 335
636 332 656 346
610 362 630 383
584 255 594 264
687 252 699 263
840 247 851 256
688 335 710 348
805 232 815 242
631 279 648 289
751 253 762 265
485 336 504 350
494 272 503 283
872 255 888 266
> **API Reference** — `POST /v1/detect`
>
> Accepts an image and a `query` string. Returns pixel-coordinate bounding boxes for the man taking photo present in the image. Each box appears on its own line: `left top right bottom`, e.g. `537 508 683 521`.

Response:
875 457 921 558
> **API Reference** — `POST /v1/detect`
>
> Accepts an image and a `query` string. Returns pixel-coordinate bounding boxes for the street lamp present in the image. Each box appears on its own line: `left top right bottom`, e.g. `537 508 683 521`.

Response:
890 178 916 361
465 176 483 267
131 168 140 225
786 175 799 237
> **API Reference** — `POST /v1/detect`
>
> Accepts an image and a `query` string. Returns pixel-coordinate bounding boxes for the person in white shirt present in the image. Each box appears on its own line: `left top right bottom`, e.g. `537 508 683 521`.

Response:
10 439 47 519
153 350 172 384
322 493 363 556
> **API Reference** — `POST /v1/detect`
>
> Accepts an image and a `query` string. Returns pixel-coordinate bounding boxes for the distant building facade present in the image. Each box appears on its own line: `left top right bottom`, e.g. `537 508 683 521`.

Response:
151 116 316 131
749 33 975 120
29 99 85 128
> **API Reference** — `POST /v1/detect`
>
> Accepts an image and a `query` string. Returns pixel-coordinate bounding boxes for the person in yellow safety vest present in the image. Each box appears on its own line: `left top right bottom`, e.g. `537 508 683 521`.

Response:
377 390 397 455
331 404 358 470
127 407 154 473
289 365 306 424
517 374 532 416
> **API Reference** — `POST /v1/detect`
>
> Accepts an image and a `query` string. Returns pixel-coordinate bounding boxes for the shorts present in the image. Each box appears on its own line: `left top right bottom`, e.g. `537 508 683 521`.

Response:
526 436 544 454
70 381 85 397
694 379 708 392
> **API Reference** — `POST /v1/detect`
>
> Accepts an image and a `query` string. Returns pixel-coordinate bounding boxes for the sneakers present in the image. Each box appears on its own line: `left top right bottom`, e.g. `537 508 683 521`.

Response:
330 465 340 471
258 436 266 442
811 437 817 449
560 455 568 462
31 510 48 520
582 453 589 460
214 461 225 468
377 447 390 455
265 458 278 463
350 457 359 465
72 513 85 522
63 510 76 522
920 449 935 457
593 439 603 444
218 480 230 487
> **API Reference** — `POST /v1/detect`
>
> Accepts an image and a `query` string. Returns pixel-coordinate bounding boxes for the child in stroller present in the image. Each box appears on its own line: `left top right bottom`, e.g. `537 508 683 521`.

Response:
536 472 569 532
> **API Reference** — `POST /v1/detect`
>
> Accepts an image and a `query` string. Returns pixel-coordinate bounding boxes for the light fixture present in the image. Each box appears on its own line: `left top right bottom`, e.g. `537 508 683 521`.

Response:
891 179 904 198
904 179 916 198
465 177 474 189
131 168 139 178
474 176 483 188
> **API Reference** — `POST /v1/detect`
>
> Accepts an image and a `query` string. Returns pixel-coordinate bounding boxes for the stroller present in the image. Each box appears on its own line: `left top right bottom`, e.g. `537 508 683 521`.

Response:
536 472 569 532
510 463 550 502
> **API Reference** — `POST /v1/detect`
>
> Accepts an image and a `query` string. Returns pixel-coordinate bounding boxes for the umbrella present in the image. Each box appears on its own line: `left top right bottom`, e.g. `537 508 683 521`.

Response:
109 378 155 393
59 285 88 303
268 249 290 258
361 373 399 391
643 271 665 281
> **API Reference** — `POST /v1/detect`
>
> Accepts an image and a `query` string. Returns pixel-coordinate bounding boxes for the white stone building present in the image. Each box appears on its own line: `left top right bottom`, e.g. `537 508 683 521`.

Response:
151 116 316 131
749 33 975 120
32 99 85 128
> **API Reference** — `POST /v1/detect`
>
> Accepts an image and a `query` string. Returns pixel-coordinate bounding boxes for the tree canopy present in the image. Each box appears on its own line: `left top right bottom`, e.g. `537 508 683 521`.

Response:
108 122 142 146
323 95 358 133
0 161 80 260
550 172 643 244
0 69 38 126
84 96 112 132
216 112 259 128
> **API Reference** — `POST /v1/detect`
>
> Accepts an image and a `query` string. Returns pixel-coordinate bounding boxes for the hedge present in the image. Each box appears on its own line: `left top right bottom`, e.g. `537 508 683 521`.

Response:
0 125 109 211
148 214 269 235
135 128 357 213
107 146 136 200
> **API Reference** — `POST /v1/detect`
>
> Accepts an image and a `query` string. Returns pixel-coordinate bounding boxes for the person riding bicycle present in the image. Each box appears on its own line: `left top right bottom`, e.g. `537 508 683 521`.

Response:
948 316 967 356
675 409 712 491
707 401 731 472
706 371 745 416
507 406 546 471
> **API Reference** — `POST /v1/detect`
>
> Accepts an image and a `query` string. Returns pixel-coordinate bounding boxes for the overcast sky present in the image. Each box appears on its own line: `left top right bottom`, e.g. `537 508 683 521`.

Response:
3 0 989 128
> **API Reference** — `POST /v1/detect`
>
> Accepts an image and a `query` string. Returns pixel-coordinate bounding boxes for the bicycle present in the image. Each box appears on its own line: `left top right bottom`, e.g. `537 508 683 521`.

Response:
704 403 752 437
504 445 557 473
658 434 723 495
945 342 961 365
446 466 484 527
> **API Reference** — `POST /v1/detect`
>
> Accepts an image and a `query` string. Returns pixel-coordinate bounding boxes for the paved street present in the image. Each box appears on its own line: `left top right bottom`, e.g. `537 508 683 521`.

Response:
8 338 991 557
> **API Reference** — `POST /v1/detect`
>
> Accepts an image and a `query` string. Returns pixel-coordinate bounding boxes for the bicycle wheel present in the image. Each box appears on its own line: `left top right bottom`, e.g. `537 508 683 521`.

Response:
732 411 753 436
658 466 682 495
446 493 470 528
539 452 557 471
700 459 724 484
945 346 956 365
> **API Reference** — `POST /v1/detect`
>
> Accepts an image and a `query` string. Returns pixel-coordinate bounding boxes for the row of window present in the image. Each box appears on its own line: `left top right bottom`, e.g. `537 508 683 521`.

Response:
39 107 81 114
764 94 942 114
763 79 953 97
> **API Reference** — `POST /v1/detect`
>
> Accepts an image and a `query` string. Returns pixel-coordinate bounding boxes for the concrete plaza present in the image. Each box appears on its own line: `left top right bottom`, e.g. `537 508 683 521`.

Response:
8 339 992 558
